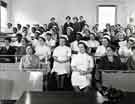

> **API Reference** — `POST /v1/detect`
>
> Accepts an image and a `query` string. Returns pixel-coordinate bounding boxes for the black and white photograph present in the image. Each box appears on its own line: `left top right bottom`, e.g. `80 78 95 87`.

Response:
0 0 135 104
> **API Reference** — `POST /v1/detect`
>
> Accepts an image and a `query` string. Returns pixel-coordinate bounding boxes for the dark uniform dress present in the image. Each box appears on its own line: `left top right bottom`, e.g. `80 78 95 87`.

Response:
72 22 81 33
63 22 73 34
0 46 16 63
98 55 121 70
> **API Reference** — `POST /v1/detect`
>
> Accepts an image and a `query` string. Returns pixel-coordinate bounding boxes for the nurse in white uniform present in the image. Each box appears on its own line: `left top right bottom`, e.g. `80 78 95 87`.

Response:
71 42 94 92
52 35 71 89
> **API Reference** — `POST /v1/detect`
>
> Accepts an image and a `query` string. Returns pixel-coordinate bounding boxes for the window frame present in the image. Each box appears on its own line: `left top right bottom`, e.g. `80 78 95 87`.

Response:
0 0 7 32
97 5 117 26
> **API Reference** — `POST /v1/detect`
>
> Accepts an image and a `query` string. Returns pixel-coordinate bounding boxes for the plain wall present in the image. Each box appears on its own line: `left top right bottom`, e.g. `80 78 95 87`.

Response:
6 0 135 27
9 0 97 26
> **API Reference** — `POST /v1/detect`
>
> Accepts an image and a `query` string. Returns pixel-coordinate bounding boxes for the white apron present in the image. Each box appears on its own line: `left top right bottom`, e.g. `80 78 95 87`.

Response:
71 71 91 89
52 61 70 75
71 53 93 89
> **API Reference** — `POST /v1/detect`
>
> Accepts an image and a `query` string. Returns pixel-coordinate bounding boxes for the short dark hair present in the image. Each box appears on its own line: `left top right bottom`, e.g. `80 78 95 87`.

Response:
17 24 22 27
79 16 83 19
22 26 27 30
66 16 71 20
16 33 22 37
84 29 91 34
50 17 55 21
13 27 17 31
73 17 78 21
8 23 12 26
5 37 11 43
43 24 47 26
106 45 116 52
90 32 95 37
31 27 36 31
26 24 30 28
60 36 67 41
39 36 46 42
78 42 88 50
46 32 52 36
26 45 35 54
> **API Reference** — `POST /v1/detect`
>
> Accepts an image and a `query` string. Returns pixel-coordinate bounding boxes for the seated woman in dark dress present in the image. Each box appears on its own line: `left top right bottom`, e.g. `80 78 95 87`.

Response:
127 45 135 70
98 45 121 70
0 37 16 63
119 55 128 70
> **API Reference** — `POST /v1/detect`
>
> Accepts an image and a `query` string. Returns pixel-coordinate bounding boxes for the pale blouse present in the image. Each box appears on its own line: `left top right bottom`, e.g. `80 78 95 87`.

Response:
35 45 51 60
87 40 99 48
95 45 106 57
46 39 56 48
70 40 80 52
118 46 133 57
19 55 40 70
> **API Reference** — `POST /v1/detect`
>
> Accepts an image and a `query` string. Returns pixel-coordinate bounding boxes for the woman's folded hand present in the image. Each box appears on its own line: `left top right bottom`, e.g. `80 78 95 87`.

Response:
80 70 87 75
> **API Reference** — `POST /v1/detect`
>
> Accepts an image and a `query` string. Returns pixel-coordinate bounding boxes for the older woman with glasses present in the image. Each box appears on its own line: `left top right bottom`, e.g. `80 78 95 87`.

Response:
19 45 40 70
118 37 135 57
19 45 43 91
98 45 121 70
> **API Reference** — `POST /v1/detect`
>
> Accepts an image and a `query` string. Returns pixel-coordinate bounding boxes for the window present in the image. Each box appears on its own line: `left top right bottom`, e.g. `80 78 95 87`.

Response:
97 5 117 31
0 1 7 32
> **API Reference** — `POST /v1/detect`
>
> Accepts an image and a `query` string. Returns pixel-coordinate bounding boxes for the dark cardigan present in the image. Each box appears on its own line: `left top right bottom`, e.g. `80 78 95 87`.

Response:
127 56 135 70
98 55 121 70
